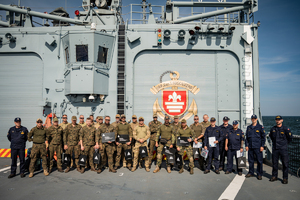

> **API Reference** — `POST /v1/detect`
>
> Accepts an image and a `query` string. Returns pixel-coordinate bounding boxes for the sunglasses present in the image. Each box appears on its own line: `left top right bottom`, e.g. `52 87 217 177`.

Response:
194 118 199 120
139 120 144 121
80 118 84 119
105 119 110 121
37 121 43 123
62 117 67 119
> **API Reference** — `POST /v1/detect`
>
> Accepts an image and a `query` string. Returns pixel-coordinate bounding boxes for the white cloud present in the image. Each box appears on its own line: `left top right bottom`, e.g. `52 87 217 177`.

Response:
260 56 289 66
260 67 300 83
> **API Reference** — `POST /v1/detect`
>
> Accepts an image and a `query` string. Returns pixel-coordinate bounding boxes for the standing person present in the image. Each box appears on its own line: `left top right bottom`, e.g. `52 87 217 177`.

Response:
245 114 266 180
225 120 244 175
190 115 205 171
269 116 292 184
200 114 211 132
95 116 104 129
59 114 70 130
64 116 82 173
111 114 120 128
89 115 95 126
98 116 117 173
115 114 133 170
131 117 150 172
148 114 162 167
176 119 195 175
219 116 233 171
79 118 97 173
203 117 224 174
153 116 175 173
79 115 86 127
171 115 181 133
27 118 49 178
7 117 28 178
46 118 64 173
130 115 141 168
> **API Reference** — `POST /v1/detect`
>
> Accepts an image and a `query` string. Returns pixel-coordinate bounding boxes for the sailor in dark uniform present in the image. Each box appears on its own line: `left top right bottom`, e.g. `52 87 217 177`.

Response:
219 116 233 171
225 120 244 175
245 114 265 180
269 115 292 184
7 117 28 178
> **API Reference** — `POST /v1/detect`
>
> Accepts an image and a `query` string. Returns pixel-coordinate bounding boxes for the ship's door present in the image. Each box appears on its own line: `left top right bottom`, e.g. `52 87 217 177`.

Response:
0 53 43 148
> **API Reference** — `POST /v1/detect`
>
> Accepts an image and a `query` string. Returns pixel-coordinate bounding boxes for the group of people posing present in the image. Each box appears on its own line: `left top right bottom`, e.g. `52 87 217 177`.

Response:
7 113 292 184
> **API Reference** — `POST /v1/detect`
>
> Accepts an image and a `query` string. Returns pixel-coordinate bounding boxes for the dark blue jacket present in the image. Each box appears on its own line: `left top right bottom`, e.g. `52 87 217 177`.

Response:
7 126 28 149
203 125 224 148
219 124 233 143
269 125 292 150
226 128 244 150
245 124 265 149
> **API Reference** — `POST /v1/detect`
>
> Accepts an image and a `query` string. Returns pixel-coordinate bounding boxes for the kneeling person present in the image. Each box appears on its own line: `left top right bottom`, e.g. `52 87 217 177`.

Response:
153 116 175 173
225 120 244 175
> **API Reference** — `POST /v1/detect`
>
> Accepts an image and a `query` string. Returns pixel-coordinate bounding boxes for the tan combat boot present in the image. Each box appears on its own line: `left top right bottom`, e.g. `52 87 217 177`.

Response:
28 173 34 178
91 167 96 172
44 170 49 176
131 167 136 172
145 167 150 172
167 166 171 173
190 168 194 175
153 166 160 173
123 162 127 168
80 167 85 174
58 168 64 173
109 168 117 173
179 168 184 174
97 169 102 174
77 167 81 172
65 167 70 173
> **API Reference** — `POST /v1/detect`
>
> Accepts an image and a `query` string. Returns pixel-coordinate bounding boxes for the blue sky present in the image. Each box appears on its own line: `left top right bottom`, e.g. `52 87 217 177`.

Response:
0 0 299 116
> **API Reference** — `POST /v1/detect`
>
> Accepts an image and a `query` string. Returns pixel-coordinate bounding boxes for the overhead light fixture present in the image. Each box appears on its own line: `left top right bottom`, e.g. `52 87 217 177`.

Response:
229 24 236 31
178 29 186 38
207 24 215 31
218 24 224 31
89 94 95 102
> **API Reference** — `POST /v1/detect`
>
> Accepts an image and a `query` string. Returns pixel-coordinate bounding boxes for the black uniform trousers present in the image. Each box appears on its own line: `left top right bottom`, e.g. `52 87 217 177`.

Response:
272 148 289 179
11 148 25 174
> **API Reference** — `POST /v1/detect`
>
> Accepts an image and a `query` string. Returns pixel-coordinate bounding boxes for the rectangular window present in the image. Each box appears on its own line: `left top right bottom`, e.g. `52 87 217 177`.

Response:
65 47 70 64
76 45 88 62
97 46 108 64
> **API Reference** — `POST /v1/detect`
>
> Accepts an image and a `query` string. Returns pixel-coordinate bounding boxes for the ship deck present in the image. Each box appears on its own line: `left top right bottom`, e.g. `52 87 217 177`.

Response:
0 158 299 200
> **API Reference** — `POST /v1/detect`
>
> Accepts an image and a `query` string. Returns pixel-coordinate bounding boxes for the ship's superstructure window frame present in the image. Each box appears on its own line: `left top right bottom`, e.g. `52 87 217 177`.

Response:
76 44 89 62
65 47 70 64
97 46 108 64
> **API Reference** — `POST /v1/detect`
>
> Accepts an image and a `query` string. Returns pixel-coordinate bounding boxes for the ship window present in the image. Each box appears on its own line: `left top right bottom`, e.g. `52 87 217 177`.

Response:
65 47 70 64
97 46 108 64
76 45 88 62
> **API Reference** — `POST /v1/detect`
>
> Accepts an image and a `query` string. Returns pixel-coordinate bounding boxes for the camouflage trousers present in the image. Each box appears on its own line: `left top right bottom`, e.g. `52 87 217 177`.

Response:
82 145 95 169
157 140 173 167
66 145 80 168
103 143 115 169
148 133 156 164
178 146 194 169
97 147 107 169
49 144 62 170
29 143 47 173
133 142 150 168
115 143 132 167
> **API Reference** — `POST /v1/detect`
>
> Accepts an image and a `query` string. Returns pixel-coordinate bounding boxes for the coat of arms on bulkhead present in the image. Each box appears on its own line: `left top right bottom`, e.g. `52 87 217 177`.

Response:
150 71 200 121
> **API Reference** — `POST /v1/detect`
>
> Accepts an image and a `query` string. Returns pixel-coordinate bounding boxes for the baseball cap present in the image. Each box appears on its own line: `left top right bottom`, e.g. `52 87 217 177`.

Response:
165 116 170 120
139 117 144 121
153 114 158 118
72 116 77 120
174 115 179 119
53 118 59 122
275 115 282 120
251 114 257 119
14 117 21 122
181 119 187 123
36 118 43 123
210 117 216 122
132 115 137 119
223 116 230 121
121 114 126 118
232 120 239 125
116 114 120 118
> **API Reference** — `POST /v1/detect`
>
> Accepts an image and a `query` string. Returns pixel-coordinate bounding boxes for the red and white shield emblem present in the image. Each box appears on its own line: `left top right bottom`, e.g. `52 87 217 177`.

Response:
162 90 188 116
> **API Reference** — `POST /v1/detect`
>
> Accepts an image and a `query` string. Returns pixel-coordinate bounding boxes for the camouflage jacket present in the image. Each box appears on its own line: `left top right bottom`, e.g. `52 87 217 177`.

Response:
116 122 133 138
171 122 181 134
111 121 120 128
130 122 139 132
94 122 103 130
97 124 116 144
156 123 175 144
46 125 63 145
133 124 150 141
200 121 211 134
64 123 81 146
190 123 204 141
59 122 70 130
148 120 162 133
78 122 86 127
176 126 195 141
28 126 47 144
79 125 97 146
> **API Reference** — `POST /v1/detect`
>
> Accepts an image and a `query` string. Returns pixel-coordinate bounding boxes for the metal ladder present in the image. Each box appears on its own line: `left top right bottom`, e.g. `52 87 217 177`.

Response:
117 24 125 115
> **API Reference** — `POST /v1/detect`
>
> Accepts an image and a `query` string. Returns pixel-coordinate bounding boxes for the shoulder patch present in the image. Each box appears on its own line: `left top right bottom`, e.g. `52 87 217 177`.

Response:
21 131 24 134
256 130 259 132
289 133 291 136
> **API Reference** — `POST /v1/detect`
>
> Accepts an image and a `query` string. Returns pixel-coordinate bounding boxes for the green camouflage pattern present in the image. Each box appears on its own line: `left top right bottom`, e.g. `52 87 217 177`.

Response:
156 140 174 167
49 144 62 170
79 125 97 146
82 145 95 169
29 143 47 173
178 146 194 168
115 143 132 167
28 126 47 144
98 124 116 169
64 123 81 146
46 125 63 145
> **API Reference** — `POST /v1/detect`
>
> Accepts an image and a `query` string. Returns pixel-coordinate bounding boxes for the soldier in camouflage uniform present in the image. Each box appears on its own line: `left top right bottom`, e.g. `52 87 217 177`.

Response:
171 115 181 133
79 118 97 173
59 114 70 130
131 117 150 172
46 118 64 173
148 114 162 166
94 116 104 129
97 116 117 173
28 118 49 178
89 115 95 126
64 116 82 173
200 114 211 168
130 115 141 168
111 114 120 128
115 114 133 170
79 115 86 127
153 116 175 173
190 115 205 170
176 119 195 175
94 116 107 170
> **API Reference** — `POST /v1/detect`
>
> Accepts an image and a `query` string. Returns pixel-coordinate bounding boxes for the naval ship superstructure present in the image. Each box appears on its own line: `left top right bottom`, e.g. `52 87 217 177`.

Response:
0 0 260 149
